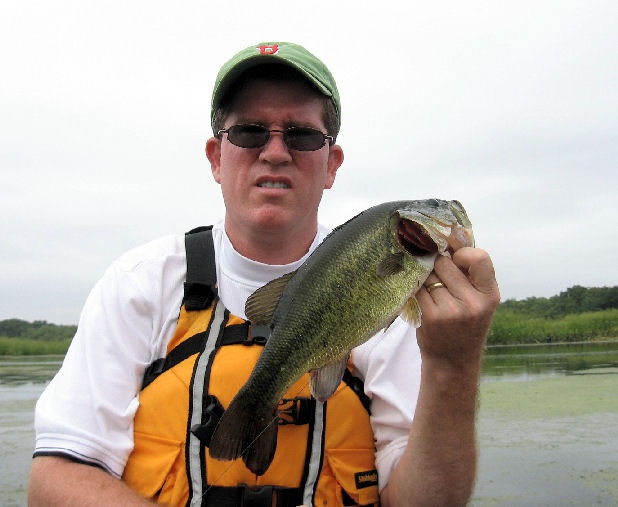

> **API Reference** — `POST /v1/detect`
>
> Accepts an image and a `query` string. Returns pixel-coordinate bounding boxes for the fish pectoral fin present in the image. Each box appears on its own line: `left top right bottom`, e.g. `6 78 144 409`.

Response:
376 252 405 277
309 355 349 402
245 271 296 324
401 296 422 328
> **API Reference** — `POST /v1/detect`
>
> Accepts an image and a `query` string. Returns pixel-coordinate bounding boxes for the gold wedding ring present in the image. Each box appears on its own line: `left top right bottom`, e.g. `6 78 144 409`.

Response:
425 281 446 294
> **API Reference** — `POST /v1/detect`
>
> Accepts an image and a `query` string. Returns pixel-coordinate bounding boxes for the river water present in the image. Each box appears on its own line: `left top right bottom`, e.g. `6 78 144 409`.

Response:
1 343 617 506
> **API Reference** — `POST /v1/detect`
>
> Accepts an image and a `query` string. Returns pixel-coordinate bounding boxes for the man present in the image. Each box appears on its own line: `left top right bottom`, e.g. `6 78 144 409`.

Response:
28 42 499 506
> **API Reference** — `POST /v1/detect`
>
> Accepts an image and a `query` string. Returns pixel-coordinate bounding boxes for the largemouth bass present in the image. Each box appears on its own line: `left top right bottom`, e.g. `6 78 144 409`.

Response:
208 199 474 475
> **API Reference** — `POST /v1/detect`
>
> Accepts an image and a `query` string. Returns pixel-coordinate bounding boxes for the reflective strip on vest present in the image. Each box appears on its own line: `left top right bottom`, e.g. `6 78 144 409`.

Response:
188 299 226 507
302 400 324 506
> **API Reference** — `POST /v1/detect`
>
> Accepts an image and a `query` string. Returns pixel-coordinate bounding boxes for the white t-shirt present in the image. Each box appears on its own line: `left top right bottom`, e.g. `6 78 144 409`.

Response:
34 221 421 491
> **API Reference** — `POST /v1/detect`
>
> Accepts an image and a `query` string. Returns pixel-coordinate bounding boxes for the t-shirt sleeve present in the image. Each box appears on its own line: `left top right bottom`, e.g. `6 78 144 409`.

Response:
33 237 185 477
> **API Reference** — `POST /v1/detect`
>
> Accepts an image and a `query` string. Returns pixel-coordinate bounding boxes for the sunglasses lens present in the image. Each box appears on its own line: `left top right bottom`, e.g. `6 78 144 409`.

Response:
284 127 325 151
223 125 328 151
226 125 269 148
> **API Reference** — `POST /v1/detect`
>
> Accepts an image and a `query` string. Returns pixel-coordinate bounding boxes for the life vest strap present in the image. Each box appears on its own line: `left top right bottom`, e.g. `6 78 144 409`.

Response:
141 322 272 390
184 227 217 311
278 396 315 426
342 369 372 414
204 485 302 507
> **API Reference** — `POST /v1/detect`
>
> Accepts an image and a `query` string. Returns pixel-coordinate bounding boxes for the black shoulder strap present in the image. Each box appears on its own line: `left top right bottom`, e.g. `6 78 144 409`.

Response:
183 226 217 311
342 369 372 414
141 226 217 390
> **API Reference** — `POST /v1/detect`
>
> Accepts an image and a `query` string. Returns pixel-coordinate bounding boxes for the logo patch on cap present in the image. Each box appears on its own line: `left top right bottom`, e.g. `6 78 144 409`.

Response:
258 44 279 55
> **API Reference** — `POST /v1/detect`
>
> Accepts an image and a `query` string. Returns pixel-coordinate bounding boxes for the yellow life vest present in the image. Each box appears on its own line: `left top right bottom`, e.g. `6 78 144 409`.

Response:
122 227 380 507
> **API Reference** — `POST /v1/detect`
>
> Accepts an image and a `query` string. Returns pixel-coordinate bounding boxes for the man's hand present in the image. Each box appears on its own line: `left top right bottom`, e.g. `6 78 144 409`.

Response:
416 247 500 369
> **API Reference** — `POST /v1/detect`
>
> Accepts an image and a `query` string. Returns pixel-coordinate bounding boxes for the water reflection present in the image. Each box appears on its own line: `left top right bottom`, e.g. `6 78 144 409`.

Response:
0 356 63 386
482 341 618 381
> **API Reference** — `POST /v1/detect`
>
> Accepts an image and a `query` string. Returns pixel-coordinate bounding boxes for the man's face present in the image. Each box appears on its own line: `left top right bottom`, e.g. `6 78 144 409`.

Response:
207 78 343 248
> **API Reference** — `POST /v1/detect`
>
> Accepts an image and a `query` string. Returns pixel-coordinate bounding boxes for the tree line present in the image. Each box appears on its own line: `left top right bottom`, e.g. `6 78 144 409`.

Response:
0 319 77 341
489 285 618 345
499 285 618 318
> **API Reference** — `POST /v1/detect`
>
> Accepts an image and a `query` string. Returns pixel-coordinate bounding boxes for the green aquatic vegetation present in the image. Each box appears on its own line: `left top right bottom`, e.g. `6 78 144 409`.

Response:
0 337 71 355
581 466 618 500
480 372 618 419
488 308 618 345
475 367 618 506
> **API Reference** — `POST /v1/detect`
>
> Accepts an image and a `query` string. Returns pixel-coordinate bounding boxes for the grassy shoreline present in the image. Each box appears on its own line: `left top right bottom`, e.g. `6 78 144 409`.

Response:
0 338 72 356
487 308 618 345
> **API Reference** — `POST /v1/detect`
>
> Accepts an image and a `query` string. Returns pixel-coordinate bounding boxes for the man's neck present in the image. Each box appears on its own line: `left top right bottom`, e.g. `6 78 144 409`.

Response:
224 219 318 265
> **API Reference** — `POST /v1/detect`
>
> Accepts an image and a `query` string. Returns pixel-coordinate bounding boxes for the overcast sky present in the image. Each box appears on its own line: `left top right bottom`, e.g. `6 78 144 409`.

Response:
2 0 616 324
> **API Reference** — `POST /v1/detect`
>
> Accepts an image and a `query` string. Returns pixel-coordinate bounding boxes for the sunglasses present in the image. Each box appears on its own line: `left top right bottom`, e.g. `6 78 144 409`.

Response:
217 124 334 152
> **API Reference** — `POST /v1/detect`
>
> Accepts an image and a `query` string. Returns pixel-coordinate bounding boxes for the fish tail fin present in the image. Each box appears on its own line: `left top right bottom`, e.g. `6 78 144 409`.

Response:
208 394 278 476
242 419 278 476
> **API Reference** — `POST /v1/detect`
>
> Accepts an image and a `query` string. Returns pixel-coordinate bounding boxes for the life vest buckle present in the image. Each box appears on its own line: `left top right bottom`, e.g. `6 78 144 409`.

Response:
246 324 269 345
191 395 224 446
240 484 273 507
277 397 313 426
183 281 216 311
141 358 166 390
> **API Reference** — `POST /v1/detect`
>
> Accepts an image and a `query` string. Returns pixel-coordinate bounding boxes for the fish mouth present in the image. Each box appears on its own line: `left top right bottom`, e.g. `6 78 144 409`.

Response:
395 200 475 256
397 219 439 256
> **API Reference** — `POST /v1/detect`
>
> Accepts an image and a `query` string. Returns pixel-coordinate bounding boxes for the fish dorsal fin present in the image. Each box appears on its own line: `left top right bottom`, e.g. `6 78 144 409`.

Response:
401 296 422 328
245 271 296 325
376 252 405 277
309 355 349 402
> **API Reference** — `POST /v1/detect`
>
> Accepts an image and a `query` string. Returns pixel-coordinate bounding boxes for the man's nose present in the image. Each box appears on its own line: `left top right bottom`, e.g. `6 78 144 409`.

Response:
259 131 293 164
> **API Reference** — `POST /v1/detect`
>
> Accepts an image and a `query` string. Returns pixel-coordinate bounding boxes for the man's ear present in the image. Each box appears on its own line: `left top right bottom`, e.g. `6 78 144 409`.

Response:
324 144 344 189
206 137 222 183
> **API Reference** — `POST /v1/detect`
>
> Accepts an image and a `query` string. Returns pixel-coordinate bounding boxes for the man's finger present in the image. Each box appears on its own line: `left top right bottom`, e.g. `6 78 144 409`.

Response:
452 247 500 297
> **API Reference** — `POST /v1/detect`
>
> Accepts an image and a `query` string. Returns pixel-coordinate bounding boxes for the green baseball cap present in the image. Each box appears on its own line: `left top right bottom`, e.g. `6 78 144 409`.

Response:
211 42 340 129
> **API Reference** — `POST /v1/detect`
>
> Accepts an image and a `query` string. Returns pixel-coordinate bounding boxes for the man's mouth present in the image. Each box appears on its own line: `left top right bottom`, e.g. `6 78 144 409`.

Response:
258 181 290 189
